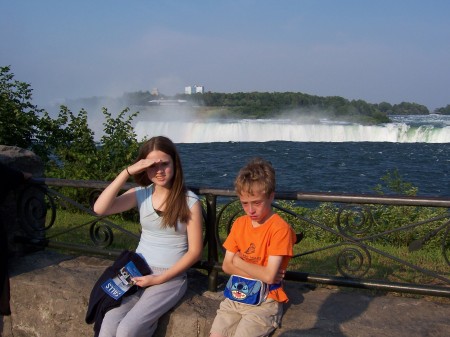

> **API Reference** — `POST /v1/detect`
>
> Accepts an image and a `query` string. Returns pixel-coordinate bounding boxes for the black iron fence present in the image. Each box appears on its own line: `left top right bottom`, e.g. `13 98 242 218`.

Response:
16 178 450 297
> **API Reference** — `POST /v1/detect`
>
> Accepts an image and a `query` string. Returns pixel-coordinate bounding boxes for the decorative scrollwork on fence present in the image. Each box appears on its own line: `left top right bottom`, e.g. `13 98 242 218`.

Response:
89 189 103 209
217 199 240 229
28 178 450 296
336 205 374 238
89 221 114 248
18 184 56 236
336 244 372 278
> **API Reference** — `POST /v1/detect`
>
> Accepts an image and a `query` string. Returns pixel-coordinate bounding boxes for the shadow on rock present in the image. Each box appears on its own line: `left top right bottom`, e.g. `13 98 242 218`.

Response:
278 286 372 337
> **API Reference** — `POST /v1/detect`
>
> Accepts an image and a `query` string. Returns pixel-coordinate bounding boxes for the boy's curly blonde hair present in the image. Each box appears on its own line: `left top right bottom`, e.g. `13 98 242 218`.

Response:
234 157 275 197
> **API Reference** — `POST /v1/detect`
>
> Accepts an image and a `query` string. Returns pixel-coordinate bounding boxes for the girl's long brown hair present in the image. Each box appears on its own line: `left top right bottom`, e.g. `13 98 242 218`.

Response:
133 136 190 228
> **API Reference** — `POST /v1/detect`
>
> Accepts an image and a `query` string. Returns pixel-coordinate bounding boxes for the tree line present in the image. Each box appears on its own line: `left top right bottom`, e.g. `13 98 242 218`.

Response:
121 90 450 123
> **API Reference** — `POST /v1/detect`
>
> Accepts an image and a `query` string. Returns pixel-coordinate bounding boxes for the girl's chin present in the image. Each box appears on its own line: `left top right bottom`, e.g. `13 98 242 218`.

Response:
153 179 167 185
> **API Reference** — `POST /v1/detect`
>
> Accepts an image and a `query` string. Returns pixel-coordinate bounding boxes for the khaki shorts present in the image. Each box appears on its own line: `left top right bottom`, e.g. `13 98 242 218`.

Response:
210 298 283 337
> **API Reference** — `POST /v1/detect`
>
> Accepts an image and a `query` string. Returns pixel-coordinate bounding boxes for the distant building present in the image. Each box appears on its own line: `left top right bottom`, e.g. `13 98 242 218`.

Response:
151 88 159 96
148 98 188 106
185 85 204 94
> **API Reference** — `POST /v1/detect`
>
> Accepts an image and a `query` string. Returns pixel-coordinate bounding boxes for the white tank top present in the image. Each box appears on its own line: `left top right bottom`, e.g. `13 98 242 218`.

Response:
134 185 199 268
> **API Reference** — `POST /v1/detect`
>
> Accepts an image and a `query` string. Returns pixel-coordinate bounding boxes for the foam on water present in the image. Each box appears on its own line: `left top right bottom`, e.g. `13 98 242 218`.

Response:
135 117 450 143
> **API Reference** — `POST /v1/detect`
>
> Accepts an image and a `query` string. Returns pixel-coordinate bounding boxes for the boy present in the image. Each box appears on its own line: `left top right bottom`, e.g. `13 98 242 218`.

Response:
210 157 296 337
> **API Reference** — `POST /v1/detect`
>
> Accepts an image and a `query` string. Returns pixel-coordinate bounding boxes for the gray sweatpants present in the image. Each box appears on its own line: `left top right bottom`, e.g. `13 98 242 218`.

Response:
98 269 187 337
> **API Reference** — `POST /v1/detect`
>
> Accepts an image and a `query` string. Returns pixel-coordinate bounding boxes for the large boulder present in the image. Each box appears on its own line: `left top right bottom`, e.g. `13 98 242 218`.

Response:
0 145 45 257
0 146 43 178
3 251 222 337
2 251 450 337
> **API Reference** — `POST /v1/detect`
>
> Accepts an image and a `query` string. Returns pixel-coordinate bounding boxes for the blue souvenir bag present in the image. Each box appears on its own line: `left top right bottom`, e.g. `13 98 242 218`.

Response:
224 275 269 306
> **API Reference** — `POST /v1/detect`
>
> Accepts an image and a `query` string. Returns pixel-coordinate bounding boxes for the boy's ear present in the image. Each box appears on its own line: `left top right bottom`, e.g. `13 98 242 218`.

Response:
269 192 275 202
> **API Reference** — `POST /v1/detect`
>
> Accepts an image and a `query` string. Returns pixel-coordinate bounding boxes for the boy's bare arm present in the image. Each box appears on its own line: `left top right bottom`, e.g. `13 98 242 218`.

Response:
222 251 285 284
222 251 252 278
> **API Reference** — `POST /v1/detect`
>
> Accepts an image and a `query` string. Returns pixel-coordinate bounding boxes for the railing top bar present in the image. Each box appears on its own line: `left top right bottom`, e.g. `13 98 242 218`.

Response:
34 178 450 207
34 177 136 190
292 192 450 208
194 187 236 197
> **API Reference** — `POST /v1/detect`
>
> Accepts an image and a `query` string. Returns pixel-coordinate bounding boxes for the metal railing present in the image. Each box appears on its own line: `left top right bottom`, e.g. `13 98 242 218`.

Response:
16 178 450 297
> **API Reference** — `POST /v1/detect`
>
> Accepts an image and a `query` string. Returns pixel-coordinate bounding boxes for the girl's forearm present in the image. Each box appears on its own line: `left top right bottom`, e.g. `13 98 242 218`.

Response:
157 250 202 284
93 169 131 215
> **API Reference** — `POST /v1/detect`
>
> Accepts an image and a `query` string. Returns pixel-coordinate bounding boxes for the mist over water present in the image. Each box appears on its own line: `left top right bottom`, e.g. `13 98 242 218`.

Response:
45 100 450 144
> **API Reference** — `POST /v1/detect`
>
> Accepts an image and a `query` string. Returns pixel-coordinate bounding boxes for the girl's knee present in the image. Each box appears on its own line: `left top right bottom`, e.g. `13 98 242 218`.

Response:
116 320 157 337
116 322 138 337
98 321 118 337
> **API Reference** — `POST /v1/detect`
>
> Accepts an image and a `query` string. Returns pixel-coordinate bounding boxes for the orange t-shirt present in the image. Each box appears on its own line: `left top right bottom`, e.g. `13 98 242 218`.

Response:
223 213 296 302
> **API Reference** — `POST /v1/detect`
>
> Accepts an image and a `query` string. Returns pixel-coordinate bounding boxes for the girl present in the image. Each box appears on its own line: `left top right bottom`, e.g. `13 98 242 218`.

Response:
93 136 203 337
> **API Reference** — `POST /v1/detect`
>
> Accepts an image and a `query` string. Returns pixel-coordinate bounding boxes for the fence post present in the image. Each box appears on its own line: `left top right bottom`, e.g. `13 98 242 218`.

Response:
205 194 219 291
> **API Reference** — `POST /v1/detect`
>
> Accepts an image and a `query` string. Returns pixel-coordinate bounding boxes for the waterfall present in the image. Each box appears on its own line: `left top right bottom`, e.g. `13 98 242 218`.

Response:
134 118 450 143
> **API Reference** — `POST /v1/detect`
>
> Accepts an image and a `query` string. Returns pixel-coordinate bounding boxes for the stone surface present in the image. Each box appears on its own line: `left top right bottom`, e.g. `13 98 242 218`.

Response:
3 252 108 337
1 251 450 337
0 146 43 177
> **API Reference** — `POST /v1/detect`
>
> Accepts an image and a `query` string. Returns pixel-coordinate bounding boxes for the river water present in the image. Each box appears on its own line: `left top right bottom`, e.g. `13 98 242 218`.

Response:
132 114 450 197
176 141 449 197
135 115 450 197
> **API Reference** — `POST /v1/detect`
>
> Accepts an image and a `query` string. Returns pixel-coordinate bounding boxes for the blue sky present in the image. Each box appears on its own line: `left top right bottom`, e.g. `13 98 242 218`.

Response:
1 0 450 110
